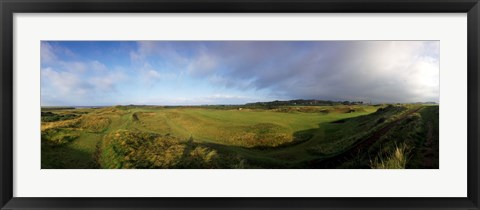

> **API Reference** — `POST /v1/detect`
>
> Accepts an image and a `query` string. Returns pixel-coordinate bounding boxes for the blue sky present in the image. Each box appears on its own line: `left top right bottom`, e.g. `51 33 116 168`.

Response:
41 41 439 106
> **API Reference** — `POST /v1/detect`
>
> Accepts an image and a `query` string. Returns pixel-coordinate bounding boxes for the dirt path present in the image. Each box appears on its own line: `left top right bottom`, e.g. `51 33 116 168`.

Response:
309 107 422 168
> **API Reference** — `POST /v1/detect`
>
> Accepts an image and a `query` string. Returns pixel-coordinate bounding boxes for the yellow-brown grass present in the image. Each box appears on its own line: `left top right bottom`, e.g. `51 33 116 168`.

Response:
41 118 81 132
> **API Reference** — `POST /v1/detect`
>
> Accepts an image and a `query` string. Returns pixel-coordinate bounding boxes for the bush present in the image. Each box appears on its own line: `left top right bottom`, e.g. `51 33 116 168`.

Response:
41 112 80 122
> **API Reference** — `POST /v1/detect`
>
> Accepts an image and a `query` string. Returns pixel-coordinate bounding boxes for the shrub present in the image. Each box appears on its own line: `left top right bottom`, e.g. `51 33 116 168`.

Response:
41 112 79 122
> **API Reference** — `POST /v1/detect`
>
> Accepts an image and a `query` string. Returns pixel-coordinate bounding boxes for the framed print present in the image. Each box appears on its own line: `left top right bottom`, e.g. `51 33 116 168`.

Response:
1 0 479 209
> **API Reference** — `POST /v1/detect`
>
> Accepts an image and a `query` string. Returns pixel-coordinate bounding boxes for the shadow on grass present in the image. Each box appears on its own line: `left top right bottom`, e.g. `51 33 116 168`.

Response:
196 121 338 169
41 142 99 169
193 113 390 169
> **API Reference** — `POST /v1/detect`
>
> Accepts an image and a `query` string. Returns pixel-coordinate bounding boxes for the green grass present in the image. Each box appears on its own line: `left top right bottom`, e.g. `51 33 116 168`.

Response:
40 104 438 169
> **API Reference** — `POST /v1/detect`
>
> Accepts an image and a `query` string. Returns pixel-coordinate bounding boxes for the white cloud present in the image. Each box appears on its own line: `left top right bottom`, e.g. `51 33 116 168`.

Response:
41 42 75 64
41 42 57 64
41 60 127 106
145 70 176 80
41 67 82 96
187 49 218 76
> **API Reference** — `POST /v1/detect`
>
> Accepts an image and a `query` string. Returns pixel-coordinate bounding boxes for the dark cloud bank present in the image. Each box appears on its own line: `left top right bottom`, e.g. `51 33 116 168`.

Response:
137 41 439 104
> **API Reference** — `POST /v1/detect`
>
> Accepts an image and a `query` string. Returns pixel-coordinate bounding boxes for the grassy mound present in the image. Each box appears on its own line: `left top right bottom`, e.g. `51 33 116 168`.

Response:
308 105 408 156
79 115 111 132
99 130 220 169
42 128 80 145
334 105 438 169
227 123 292 148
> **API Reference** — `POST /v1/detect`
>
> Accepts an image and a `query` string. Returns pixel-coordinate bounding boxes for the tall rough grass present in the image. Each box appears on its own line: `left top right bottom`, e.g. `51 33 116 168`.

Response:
370 143 409 169
99 130 220 169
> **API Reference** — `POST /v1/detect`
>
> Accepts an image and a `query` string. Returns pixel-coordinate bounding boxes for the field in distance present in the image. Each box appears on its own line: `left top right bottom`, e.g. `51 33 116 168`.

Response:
41 103 439 169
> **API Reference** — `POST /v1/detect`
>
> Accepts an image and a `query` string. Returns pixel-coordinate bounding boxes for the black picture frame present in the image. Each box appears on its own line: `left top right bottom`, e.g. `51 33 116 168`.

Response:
1 0 479 209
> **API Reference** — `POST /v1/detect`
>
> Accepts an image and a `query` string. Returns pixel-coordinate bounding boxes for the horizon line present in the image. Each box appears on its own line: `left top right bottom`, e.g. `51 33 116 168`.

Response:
41 102 439 108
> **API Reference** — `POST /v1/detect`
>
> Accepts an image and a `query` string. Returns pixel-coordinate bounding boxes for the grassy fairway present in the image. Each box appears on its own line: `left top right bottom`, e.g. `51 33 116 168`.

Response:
133 107 376 146
41 104 438 169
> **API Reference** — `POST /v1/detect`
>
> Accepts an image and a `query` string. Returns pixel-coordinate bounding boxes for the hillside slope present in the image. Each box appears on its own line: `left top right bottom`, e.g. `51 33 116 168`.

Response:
41 105 438 169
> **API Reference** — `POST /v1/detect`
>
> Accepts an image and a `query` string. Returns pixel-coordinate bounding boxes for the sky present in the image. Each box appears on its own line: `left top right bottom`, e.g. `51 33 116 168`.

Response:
41 41 439 106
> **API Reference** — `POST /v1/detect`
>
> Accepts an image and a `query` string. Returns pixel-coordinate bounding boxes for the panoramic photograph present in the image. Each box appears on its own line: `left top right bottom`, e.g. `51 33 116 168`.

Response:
41 41 439 169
